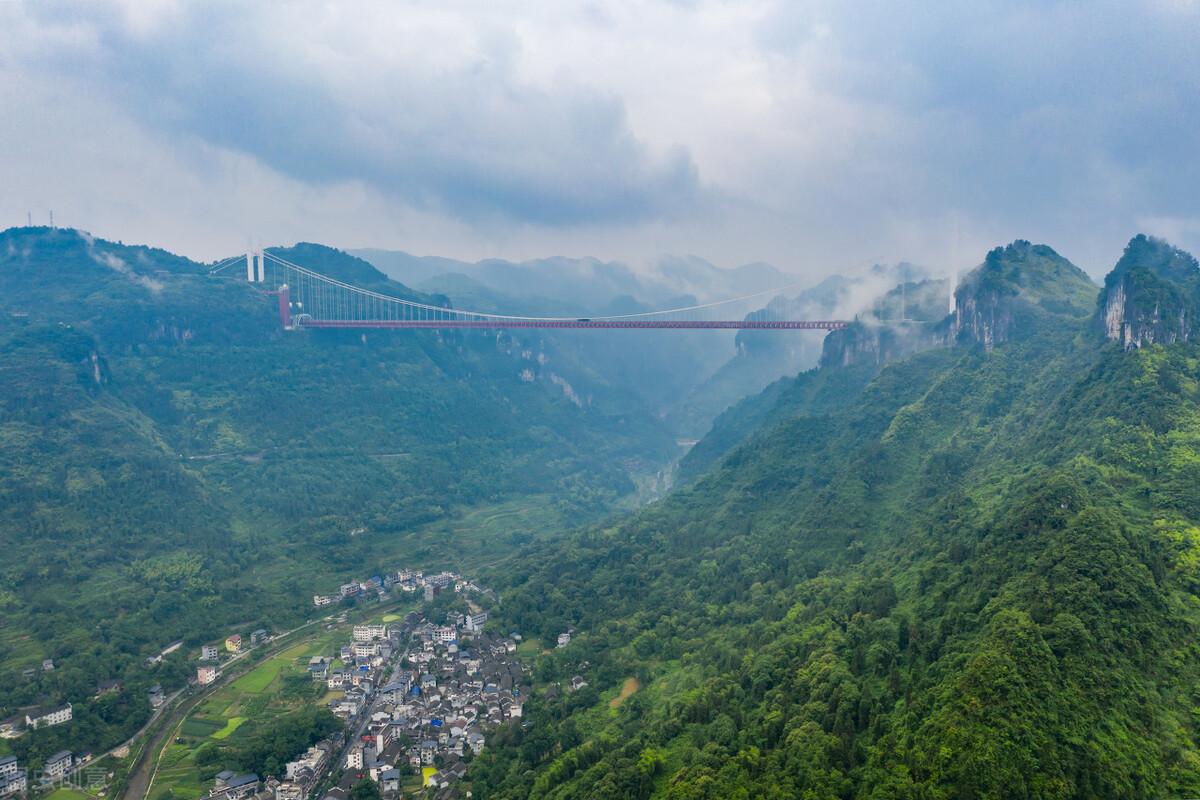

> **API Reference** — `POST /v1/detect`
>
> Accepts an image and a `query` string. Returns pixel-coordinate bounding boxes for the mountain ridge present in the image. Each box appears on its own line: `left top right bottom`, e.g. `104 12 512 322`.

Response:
467 234 1200 798
0 226 677 766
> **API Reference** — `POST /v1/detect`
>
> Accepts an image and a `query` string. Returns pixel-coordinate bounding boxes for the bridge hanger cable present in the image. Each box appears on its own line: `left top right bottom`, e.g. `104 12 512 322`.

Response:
260 250 807 322
261 251 510 319
207 255 246 275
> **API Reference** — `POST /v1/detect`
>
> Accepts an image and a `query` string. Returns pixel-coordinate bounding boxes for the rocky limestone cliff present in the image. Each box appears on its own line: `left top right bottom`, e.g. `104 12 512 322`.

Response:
820 320 919 367
950 240 1095 350
821 242 1096 367
819 279 950 368
1098 234 1200 350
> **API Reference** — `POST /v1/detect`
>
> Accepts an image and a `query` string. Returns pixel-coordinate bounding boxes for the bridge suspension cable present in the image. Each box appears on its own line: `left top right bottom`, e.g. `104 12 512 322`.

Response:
228 248 849 331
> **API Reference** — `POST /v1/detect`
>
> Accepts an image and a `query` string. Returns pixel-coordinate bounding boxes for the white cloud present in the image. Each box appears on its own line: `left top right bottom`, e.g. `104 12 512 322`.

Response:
0 0 1197 276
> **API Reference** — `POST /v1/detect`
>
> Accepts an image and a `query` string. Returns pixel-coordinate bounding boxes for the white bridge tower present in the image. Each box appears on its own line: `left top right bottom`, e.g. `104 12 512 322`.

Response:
245 248 266 282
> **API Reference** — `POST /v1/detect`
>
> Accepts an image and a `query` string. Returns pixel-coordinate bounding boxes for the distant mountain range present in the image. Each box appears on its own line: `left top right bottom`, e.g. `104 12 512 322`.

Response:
351 249 795 313
355 248 945 438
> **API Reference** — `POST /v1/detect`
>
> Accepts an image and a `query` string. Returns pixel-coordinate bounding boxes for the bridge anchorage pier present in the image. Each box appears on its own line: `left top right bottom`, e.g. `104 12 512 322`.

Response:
273 284 293 330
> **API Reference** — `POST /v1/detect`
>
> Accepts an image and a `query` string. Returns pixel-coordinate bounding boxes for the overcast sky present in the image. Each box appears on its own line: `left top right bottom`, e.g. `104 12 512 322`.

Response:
1 1 1197 279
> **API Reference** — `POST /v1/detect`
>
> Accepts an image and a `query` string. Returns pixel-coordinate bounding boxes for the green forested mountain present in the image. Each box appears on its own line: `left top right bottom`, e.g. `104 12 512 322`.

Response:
1099 234 1200 348
9 227 1200 797
680 242 1092 481
666 276 857 440
470 236 1200 798
0 227 673 762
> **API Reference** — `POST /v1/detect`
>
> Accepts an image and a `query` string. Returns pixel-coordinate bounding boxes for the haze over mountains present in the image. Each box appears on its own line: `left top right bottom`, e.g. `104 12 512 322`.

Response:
4 3 1200 798
355 248 937 437
353 249 795 312
8 223 1200 798
472 233 1200 798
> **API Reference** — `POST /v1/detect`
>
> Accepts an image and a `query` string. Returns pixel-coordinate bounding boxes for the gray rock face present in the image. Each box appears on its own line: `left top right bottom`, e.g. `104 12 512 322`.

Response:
952 287 1016 351
1098 235 1200 350
950 240 1095 351
822 240 1100 368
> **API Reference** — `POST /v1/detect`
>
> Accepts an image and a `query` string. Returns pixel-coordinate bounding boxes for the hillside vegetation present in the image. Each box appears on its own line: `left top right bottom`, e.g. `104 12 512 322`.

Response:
0 227 672 763
470 237 1200 799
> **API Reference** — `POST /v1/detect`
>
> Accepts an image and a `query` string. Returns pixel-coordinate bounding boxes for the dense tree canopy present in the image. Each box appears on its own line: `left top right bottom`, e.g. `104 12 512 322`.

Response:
467 240 1200 798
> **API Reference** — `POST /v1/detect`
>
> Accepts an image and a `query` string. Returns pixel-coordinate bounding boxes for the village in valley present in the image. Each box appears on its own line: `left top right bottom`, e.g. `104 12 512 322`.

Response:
184 568 537 800
0 563 571 800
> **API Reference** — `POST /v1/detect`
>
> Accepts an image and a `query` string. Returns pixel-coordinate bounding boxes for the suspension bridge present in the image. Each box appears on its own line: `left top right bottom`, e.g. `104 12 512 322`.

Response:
211 250 850 331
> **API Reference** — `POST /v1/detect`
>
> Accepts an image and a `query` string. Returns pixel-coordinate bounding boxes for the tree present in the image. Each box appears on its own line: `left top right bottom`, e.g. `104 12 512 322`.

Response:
350 778 381 800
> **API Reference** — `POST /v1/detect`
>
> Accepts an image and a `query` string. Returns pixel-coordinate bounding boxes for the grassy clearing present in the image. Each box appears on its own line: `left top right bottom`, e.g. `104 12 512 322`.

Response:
422 766 437 786
279 642 312 659
210 716 246 740
400 495 574 571
150 745 203 800
232 657 285 694
609 677 640 709
48 787 107 800
516 637 542 658
46 788 97 800
180 718 223 737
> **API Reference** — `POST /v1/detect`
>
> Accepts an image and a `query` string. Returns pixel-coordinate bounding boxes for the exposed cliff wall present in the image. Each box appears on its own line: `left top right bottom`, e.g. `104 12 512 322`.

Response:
950 240 1096 350
819 279 950 368
952 280 1017 350
1098 234 1200 350
822 242 1097 367
820 320 934 367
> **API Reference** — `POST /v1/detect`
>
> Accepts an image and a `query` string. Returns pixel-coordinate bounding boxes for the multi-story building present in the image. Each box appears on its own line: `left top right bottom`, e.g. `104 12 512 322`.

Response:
352 642 378 659
201 644 220 661
284 744 328 780
0 768 26 797
352 624 388 642
274 781 304 800
44 750 72 781
208 772 260 800
25 703 72 729
197 665 219 686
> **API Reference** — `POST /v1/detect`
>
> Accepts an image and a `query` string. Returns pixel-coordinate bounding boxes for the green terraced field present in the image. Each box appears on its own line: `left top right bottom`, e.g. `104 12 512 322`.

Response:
210 716 246 740
231 658 285 694
180 718 223 737
146 599 414 800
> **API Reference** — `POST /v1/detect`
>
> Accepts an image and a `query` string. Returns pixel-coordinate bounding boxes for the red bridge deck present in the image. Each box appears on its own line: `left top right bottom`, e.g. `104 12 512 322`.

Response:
297 319 849 330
